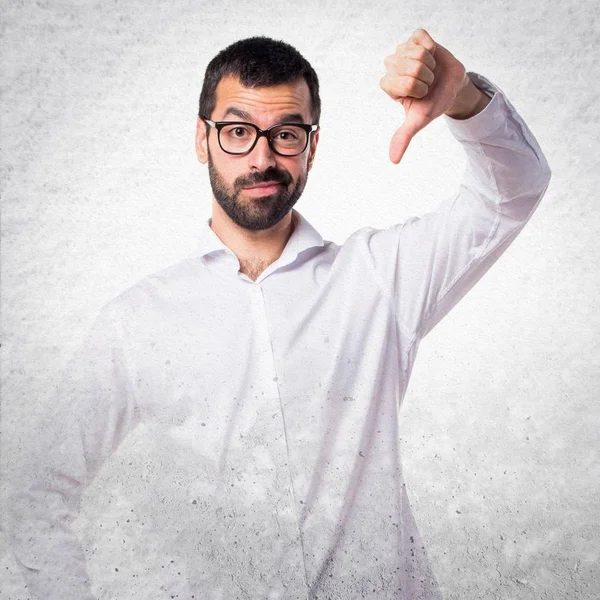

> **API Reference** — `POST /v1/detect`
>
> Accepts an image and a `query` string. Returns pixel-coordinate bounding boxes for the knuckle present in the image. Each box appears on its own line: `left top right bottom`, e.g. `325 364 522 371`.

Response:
395 42 408 55
381 76 404 98
415 63 434 84
406 78 427 98
416 46 428 61
410 61 422 78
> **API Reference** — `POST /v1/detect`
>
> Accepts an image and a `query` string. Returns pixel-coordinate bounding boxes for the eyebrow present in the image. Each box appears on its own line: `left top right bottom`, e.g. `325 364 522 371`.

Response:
221 107 306 124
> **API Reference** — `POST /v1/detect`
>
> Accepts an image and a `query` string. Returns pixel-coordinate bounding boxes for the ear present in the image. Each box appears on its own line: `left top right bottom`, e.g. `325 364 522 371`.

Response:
195 117 209 164
307 129 319 172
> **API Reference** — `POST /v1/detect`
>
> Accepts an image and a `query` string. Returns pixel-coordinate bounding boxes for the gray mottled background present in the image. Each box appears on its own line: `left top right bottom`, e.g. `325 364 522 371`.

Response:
1 0 599 598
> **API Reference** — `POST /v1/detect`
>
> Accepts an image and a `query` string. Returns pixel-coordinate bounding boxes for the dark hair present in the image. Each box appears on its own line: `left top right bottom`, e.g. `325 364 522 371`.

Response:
198 36 320 124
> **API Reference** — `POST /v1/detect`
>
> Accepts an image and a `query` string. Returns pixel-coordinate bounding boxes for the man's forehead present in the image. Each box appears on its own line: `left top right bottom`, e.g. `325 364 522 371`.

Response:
214 75 312 122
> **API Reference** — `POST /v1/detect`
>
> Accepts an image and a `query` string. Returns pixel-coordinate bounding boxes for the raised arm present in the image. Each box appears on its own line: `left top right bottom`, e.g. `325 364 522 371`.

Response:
362 28 551 341
5 302 140 600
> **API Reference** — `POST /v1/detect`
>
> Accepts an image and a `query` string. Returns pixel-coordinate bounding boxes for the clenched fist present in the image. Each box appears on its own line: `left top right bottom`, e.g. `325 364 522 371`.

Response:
380 28 481 164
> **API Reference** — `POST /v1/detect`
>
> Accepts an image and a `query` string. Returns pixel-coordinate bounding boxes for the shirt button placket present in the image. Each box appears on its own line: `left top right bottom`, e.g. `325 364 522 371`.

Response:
252 283 310 596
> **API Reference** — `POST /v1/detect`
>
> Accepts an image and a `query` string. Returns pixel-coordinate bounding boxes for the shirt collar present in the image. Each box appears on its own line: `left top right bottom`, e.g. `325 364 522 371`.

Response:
192 208 325 264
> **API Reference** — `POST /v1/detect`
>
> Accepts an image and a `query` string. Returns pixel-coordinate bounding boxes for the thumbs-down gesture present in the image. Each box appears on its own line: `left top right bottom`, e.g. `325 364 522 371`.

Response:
380 28 489 164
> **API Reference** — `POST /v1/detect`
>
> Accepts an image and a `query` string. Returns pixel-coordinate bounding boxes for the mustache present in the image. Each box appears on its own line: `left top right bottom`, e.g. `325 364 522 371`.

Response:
235 167 292 189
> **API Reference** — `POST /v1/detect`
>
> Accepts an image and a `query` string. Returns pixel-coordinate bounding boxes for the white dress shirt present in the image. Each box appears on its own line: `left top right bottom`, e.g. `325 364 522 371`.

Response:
7 72 552 600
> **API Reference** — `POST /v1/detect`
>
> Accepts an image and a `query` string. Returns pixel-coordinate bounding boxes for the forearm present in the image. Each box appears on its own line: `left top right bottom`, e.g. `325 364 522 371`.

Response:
6 407 97 600
8 487 97 600
399 73 551 339
444 72 551 219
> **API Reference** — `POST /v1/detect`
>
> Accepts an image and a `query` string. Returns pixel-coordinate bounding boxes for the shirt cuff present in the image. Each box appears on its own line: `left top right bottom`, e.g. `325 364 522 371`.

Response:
443 71 506 142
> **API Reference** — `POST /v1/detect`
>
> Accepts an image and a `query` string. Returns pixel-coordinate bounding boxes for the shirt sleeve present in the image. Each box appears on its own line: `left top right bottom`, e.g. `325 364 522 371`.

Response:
361 71 552 342
5 300 140 600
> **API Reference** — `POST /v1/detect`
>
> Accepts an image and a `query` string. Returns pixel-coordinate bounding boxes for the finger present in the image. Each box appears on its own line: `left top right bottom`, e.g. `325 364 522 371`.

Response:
383 56 435 86
392 43 436 71
389 115 426 164
409 27 437 56
380 73 429 100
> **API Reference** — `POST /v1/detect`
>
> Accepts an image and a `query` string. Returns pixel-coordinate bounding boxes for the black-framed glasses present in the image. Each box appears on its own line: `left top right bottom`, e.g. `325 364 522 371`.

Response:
201 116 319 157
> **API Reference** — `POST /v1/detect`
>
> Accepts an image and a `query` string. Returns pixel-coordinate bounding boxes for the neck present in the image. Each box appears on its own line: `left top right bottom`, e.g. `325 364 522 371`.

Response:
209 199 296 273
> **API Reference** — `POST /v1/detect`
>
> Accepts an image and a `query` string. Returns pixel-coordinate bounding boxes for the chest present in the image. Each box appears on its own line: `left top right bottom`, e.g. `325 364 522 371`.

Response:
124 269 406 471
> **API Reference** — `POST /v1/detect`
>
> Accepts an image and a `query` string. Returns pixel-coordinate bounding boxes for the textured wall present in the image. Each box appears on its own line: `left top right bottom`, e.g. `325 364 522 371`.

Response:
1 0 599 598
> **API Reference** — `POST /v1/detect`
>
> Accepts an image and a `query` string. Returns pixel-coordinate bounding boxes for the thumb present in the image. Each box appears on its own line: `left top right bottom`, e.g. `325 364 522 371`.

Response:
389 115 426 165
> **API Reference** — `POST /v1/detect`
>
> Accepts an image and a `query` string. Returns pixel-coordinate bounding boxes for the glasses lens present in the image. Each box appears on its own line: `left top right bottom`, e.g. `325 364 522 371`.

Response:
219 124 257 154
269 125 307 155
218 123 309 155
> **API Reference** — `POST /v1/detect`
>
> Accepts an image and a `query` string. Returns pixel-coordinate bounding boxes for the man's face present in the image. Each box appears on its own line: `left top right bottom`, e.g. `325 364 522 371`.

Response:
195 75 319 231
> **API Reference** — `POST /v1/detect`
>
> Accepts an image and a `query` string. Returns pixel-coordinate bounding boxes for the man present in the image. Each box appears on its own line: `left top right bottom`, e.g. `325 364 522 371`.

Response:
7 28 551 600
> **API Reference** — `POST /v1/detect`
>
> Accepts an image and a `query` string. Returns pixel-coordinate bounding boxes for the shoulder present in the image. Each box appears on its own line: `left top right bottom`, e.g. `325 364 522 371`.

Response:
102 254 205 322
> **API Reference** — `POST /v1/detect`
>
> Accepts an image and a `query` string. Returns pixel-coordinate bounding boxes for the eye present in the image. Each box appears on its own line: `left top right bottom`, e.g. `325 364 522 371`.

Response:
223 125 252 139
275 129 300 140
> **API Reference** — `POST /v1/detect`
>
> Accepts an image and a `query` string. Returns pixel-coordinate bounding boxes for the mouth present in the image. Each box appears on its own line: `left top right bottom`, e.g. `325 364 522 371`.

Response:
242 182 284 196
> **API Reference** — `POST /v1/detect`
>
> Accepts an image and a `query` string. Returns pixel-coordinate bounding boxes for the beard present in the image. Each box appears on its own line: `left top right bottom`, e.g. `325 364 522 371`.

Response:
207 148 308 231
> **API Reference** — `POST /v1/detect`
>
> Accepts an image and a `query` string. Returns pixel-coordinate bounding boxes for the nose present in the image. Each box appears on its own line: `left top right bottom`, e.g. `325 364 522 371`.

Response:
248 134 277 171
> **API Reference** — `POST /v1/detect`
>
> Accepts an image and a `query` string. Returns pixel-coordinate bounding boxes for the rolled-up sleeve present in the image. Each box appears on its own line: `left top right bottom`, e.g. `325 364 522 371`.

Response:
363 71 552 341
5 301 140 600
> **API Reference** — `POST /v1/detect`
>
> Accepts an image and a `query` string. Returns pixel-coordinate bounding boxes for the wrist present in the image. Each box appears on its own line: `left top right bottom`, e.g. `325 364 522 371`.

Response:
445 74 491 120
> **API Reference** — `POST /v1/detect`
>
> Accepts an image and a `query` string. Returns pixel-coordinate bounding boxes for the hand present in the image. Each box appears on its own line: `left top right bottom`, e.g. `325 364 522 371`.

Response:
380 28 468 164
